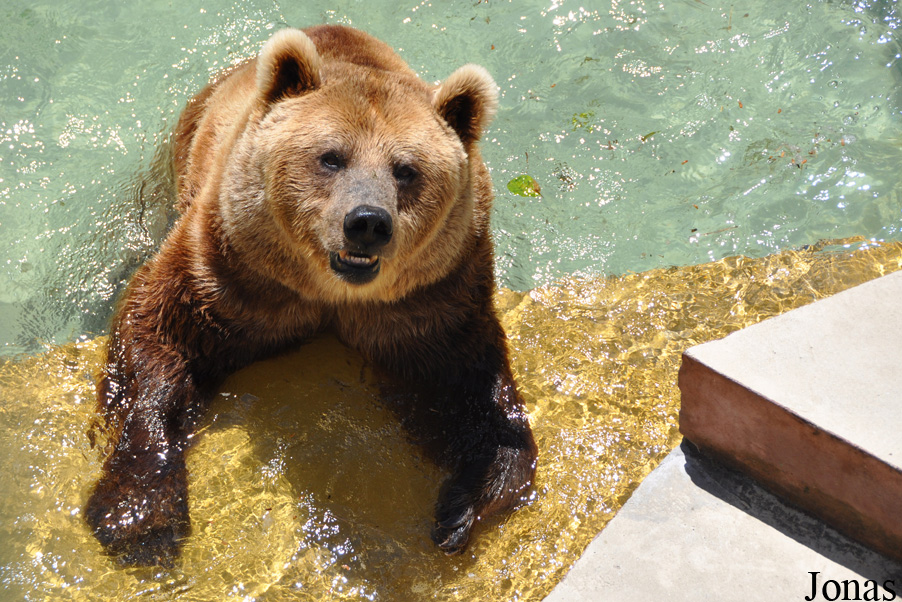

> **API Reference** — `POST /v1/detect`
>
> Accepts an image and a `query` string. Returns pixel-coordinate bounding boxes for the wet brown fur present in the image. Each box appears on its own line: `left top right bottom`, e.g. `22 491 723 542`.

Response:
85 25 536 566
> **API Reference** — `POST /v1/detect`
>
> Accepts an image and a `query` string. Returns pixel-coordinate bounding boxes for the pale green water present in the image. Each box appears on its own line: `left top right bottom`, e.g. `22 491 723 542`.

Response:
1 1 902 601
1 0 901 352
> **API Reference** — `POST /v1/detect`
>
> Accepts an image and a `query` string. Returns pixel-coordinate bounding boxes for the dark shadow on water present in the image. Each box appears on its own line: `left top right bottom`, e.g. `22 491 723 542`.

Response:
680 439 902 583
186 343 486 596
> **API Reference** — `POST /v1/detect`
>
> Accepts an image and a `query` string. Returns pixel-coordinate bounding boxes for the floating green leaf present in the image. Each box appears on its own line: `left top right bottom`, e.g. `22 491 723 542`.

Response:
507 174 542 197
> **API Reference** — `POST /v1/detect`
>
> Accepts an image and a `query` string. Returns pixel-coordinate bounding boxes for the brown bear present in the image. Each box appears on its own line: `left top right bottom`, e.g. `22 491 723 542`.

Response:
84 25 537 566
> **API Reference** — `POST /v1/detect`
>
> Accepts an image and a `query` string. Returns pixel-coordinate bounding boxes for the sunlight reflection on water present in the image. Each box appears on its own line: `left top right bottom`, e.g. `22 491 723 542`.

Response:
1 238 900 601
2 0 902 599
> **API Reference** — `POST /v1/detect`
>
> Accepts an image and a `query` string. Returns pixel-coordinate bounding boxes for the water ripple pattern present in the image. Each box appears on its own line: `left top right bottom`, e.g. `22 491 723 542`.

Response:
1 238 900 601
1 0 902 600
0 1 901 350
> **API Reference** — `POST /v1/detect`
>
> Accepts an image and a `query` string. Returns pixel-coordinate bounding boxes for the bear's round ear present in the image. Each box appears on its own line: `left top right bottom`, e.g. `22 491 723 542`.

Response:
256 28 323 106
433 64 499 146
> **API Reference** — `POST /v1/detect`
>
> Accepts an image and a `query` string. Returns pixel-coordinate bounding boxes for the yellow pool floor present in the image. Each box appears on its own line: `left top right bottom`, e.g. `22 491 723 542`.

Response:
2 236 902 601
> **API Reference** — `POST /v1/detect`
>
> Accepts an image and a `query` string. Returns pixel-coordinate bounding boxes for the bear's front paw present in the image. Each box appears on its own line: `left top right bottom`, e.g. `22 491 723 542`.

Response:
84 460 189 567
431 485 477 555
431 444 536 555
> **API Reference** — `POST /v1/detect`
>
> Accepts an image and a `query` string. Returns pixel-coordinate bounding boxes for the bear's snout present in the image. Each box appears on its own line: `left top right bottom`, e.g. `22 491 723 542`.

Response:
343 205 393 251
328 204 393 285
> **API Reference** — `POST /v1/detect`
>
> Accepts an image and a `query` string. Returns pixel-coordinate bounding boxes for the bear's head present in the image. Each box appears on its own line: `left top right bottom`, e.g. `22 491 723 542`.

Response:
220 28 498 305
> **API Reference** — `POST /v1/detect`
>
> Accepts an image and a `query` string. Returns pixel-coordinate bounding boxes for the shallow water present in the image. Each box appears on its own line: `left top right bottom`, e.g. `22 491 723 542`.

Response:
2 238 901 601
2 0 902 600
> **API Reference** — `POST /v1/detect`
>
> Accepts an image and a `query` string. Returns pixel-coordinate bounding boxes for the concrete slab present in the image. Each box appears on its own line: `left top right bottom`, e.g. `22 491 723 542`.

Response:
543 443 902 601
678 270 902 563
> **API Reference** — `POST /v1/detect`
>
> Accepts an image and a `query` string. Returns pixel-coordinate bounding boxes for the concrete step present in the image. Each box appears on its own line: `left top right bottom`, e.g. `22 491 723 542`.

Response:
543 443 902 601
544 270 902 600
679 270 902 564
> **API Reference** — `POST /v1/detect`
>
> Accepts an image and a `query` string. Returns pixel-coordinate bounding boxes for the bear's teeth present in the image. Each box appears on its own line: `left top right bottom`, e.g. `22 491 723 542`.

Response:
339 251 378 266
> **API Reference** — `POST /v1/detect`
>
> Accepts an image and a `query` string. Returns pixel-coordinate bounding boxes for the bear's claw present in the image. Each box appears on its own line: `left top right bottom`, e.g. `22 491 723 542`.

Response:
432 519 474 555
432 497 476 555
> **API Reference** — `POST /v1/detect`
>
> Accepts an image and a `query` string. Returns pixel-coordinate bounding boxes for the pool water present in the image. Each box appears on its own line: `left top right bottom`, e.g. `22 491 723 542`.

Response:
2 239 901 601
1 0 901 600
2 0 902 352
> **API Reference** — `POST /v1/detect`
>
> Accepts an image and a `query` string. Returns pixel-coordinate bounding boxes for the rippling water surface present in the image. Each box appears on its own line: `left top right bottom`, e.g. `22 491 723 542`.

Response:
2 0 901 351
1 0 901 600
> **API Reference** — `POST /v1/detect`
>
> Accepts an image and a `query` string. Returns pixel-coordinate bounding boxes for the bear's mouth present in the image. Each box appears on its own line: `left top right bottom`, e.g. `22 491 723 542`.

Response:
330 250 381 284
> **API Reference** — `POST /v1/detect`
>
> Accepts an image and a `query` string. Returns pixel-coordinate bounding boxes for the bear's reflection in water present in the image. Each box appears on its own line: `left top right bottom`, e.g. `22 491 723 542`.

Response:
1 236 900 601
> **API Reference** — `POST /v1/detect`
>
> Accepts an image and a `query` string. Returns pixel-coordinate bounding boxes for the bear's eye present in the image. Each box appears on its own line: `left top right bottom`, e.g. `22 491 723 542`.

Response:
320 152 345 171
393 164 418 184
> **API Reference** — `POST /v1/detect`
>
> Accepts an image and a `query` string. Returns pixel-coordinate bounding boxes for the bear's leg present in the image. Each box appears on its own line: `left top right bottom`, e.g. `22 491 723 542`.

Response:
85 438 190 567
430 367 537 555
85 338 212 567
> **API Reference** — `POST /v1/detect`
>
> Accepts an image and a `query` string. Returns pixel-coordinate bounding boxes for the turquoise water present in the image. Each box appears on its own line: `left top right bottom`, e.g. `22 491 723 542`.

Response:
1 0 901 353
1 1 902 600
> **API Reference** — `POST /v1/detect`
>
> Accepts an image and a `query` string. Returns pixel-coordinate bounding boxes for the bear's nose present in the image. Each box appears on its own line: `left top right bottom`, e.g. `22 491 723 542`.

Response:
343 205 393 250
